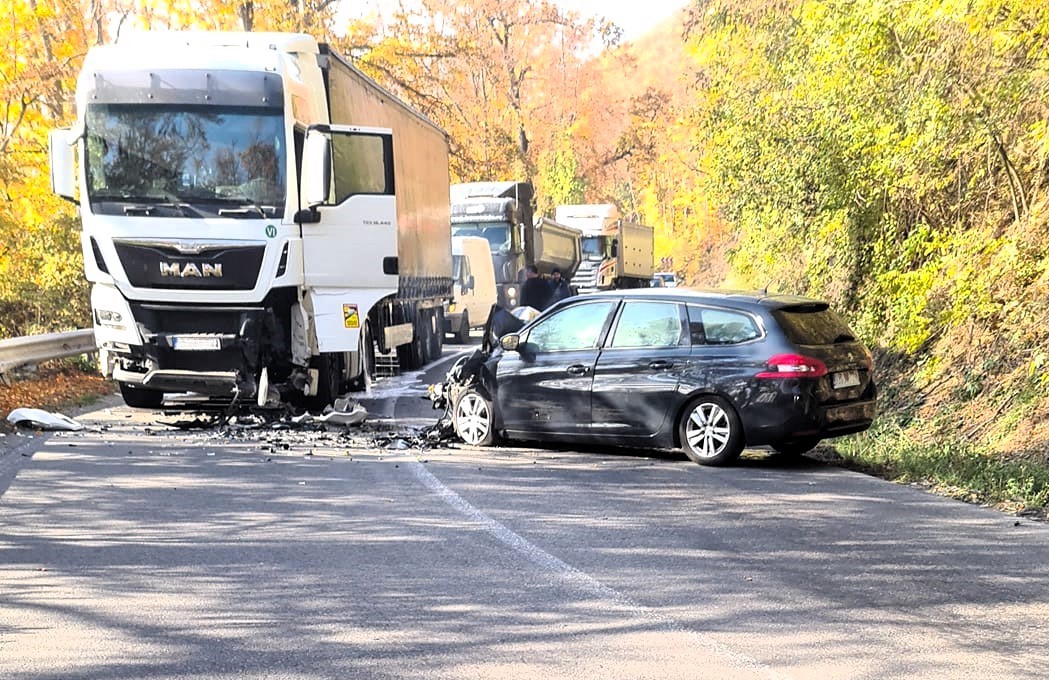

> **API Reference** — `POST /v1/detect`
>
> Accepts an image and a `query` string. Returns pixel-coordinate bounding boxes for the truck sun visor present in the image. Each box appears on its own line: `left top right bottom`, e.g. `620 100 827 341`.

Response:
88 69 283 107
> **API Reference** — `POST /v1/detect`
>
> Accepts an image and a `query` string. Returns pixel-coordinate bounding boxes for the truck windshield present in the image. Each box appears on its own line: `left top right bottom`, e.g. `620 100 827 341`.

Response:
451 222 511 254
84 104 286 217
581 235 608 257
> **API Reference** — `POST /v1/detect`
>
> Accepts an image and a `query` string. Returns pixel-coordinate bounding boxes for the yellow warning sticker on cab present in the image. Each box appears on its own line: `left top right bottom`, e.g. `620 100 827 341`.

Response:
343 304 360 329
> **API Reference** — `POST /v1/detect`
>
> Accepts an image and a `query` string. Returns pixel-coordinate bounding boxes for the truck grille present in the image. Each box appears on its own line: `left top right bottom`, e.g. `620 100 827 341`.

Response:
114 241 264 291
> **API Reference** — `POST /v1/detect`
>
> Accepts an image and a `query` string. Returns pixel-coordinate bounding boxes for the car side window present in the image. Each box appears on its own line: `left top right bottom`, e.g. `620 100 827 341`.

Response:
523 301 617 352
609 301 688 348
688 305 761 345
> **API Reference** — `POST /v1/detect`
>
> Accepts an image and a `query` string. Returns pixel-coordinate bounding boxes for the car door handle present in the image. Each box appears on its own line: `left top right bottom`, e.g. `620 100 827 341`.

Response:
648 360 673 370
566 364 590 376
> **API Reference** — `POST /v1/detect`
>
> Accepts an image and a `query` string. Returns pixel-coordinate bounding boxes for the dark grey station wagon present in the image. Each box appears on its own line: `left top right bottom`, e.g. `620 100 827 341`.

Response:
433 289 877 466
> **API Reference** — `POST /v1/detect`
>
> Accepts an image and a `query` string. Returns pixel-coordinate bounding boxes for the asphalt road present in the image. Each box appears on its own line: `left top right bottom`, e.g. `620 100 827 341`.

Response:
1 342 1047 679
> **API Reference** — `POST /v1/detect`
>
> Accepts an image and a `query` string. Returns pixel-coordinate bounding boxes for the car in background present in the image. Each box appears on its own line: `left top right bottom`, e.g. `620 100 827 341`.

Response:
432 289 876 466
651 272 677 287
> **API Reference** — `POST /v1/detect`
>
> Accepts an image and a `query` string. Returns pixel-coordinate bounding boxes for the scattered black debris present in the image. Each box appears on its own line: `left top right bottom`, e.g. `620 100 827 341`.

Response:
142 394 460 456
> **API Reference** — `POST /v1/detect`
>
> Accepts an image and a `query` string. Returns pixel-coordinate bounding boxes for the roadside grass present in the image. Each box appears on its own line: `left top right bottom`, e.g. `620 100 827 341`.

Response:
832 420 1049 517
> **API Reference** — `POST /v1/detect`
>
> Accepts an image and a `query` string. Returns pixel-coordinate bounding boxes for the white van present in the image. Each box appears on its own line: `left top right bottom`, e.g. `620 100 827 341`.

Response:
444 236 497 343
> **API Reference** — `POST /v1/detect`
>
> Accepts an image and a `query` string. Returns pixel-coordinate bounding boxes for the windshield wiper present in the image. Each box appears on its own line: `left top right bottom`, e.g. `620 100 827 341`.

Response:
123 194 199 217
215 197 278 218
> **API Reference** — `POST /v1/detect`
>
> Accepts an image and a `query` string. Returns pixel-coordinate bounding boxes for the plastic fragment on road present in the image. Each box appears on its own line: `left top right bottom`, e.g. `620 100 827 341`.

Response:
6 408 85 431
317 397 368 427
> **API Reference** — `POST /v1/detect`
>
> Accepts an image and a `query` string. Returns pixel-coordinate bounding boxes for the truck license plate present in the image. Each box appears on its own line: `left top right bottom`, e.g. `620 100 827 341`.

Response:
171 336 221 351
832 370 860 389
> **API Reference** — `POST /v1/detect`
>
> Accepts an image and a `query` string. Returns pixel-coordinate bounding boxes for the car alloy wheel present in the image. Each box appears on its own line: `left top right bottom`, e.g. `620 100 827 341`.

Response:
679 395 743 466
453 388 497 446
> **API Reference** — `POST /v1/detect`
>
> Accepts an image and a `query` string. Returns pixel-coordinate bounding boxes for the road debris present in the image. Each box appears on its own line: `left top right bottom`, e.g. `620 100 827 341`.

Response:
6 407 85 431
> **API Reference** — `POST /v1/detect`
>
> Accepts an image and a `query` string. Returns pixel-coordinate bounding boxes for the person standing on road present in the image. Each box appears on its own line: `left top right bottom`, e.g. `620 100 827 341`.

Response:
518 264 550 311
547 267 572 305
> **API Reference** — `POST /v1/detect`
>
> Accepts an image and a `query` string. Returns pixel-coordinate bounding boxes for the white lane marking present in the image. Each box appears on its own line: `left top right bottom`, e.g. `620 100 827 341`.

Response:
408 459 785 678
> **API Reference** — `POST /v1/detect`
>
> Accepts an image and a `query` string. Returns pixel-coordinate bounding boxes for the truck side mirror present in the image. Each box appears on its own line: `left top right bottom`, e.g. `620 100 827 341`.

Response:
466 274 475 291
610 239 619 257
301 128 332 208
49 129 77 202
383 256 399 275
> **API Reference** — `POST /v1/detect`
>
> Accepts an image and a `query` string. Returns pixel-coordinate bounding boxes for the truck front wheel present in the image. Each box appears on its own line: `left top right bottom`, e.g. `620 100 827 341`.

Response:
306 352 345 412
455 310 471 344
119 382 164 409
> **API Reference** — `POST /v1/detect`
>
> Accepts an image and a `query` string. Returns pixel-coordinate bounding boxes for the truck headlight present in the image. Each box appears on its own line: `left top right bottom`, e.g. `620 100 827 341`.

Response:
94 309 125 329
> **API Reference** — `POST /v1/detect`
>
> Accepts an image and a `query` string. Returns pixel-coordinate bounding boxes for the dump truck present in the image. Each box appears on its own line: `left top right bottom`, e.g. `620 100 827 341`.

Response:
554 204 654 293
450 181 581 309
49 31 452 410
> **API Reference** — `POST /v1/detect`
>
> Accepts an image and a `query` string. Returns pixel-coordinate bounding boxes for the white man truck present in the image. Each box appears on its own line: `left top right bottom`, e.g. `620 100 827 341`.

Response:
554 204 654 293
49 32 452 410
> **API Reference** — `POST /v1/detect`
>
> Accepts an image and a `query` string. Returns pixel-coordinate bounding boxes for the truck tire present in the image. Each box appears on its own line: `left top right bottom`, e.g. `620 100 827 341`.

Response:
455 309 471 344
306 352 344 412
428 308 443 359
119 382 164 409
349 321 376 391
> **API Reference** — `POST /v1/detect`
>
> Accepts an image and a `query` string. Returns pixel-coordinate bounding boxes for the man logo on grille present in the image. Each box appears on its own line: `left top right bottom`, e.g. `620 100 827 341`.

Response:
159 262 223 278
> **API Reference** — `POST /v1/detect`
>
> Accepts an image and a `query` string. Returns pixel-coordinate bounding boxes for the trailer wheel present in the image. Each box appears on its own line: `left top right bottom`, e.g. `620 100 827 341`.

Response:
119 382 164 409
398 311 427 370
428 307 443 359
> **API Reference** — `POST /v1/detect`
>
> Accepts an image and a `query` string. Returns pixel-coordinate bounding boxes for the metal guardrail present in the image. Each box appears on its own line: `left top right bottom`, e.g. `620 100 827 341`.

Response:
0 329 96 375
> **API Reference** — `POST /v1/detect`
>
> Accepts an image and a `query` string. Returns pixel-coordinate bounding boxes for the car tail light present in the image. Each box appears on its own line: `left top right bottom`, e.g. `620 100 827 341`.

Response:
756 354 828 379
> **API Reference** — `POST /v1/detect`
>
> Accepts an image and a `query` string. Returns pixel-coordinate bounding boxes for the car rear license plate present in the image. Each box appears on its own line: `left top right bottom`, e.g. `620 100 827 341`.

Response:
171 335 221 351
832 370 860 389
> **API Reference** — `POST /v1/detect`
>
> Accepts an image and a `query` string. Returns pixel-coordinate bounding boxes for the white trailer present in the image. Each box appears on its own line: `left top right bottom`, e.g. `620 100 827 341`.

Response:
49 32 452 410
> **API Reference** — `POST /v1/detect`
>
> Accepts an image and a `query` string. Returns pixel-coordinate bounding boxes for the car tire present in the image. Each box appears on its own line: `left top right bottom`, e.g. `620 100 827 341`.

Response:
453 387 498 447
679 395 744 466
456 310 471 344
118 381 164 409
771 437 821 456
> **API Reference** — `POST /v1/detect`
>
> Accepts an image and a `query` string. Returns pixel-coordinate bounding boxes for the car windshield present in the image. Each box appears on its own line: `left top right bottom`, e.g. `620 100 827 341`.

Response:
84 103 286 217
772 304 857 345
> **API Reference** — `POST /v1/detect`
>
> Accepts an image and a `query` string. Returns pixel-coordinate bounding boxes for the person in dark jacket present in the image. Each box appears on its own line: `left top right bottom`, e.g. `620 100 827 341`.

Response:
518 264 550 311
547 267 572 305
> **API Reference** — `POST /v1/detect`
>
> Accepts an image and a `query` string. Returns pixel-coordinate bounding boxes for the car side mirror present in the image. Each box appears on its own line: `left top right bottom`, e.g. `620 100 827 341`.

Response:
500 334 521 351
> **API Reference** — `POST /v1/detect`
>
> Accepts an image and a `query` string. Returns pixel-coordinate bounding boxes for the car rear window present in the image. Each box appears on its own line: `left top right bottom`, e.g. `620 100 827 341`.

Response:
687 305 761 345
772 304 857 345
